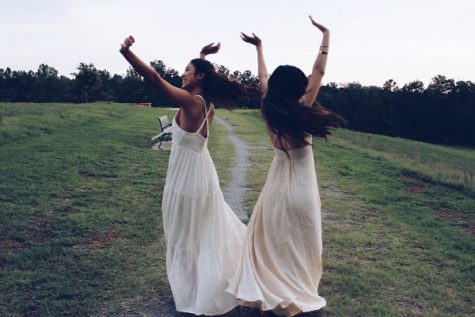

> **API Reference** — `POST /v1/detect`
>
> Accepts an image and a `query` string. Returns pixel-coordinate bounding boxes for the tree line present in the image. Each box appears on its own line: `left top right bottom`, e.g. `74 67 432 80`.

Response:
0 62 473 147
0 62 258 106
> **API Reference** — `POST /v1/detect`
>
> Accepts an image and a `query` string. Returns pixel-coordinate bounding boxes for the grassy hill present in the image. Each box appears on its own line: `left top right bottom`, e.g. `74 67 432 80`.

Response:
0 103 473 316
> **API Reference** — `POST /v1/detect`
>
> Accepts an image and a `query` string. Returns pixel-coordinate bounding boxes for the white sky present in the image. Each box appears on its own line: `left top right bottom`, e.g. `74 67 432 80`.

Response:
1 0 474 86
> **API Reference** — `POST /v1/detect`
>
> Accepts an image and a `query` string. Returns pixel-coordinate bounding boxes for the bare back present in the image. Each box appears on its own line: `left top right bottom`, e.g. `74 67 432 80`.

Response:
175 95 215 138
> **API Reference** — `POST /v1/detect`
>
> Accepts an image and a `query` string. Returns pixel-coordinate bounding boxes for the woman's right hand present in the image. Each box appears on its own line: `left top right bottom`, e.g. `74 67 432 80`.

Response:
120 35 135 52
240 32 262 47
309 16 329 34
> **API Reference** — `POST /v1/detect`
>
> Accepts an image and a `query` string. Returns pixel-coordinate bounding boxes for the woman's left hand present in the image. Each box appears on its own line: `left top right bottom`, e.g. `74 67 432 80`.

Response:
200 42 221 56
240 32 262 47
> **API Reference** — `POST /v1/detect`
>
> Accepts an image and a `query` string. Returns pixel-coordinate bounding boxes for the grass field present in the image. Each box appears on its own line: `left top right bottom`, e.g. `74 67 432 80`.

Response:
1 103 474 316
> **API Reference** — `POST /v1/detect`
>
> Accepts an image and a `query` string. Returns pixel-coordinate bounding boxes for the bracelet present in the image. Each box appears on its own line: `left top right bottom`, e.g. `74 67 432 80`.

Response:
319 51 328 55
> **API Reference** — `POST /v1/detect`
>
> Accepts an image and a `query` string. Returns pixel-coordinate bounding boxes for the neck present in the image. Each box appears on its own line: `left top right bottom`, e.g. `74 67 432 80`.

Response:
189 86 204 96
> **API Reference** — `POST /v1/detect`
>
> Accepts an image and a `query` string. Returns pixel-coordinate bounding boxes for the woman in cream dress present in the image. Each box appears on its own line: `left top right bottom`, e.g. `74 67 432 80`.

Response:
120 38 253 315
227 17 345 316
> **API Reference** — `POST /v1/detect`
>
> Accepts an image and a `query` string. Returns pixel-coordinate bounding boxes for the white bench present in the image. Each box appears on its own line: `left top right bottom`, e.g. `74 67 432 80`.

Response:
151 115 172 149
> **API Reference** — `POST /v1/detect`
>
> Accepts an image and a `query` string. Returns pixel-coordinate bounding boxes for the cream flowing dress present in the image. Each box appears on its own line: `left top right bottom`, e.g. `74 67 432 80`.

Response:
227 144 326 316
161 96 246 315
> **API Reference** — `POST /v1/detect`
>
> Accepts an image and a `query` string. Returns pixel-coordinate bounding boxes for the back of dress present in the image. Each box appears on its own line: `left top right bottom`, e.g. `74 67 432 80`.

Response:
162 97 246 315
227 144 325 316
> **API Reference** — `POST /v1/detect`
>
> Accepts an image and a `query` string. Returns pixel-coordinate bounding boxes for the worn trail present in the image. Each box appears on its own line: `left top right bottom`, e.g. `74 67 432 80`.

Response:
215 116 251 222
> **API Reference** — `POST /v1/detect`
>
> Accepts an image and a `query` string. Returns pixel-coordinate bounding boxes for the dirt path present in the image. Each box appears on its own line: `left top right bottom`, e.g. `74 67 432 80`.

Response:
215 116 251 222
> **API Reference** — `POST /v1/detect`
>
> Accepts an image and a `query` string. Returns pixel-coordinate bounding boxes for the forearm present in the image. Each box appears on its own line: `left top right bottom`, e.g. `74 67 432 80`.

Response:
313 32 330 76
255 45 269 95
256 46 269 81
300 31 330 107
120 48 160 83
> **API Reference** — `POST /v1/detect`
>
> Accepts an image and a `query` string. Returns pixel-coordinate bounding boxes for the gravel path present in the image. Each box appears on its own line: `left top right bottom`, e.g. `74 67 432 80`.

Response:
214 116 251 222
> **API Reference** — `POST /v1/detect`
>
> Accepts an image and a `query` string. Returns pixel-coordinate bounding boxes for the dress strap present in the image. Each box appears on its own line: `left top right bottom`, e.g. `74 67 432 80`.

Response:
194 95 213 134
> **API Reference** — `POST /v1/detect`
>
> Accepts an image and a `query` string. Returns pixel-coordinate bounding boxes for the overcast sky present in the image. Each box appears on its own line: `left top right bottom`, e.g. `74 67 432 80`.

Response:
1 0 474 86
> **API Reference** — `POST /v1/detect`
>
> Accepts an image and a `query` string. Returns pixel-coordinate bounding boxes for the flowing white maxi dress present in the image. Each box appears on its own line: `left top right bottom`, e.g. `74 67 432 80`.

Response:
161 97 246 315
227 145 326 317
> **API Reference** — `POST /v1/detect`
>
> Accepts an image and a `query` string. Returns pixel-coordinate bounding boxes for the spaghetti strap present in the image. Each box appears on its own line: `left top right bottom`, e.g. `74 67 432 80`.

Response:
194 95 213 135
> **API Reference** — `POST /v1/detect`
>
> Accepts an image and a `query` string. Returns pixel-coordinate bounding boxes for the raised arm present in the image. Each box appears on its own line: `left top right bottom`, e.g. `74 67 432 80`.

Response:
119 36 197 109
200 42 221 59
298 16 330 108
241 33 269 95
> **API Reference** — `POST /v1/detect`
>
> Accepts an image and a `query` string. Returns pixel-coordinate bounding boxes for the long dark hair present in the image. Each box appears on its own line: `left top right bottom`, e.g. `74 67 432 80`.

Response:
262 65 345 145
190 58 258 108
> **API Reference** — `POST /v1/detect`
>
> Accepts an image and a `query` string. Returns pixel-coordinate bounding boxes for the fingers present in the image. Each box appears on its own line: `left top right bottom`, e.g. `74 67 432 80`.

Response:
210 42 220 51
120 36 134 52
123 35 135 47
202 43 212 51
308 16 329 33
201 41 221 56
309 15 316 24
240 32 257 44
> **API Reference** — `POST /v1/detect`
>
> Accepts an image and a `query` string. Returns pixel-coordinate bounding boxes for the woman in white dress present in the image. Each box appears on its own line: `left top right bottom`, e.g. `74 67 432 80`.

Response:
120 38 254 315
226 17 345 316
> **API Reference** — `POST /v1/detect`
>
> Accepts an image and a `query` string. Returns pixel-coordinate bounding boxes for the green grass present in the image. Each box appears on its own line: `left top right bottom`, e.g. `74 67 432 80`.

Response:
0 103 232 316
331 129 475 192
1 104 474 316
218 109 475 316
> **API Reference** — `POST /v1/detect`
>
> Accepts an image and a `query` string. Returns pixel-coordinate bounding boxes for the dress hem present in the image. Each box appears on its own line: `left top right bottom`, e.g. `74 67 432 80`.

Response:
224 289 326 317
175 303 239 316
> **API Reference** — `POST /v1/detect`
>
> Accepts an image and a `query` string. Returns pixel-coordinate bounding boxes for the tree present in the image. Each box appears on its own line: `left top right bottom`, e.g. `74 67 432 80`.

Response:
34 64 61 102
150 60 167 77
402 80 424 93
36 64 58 79
72 63 102 103
98 69 113 100
230 70 242 82
383 79 399 92
238 70 259 86
427 75 456 95
216 64 230 77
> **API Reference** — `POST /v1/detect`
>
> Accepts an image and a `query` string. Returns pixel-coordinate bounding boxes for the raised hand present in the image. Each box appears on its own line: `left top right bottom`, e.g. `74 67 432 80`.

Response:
120 35 135 52
200 42 221 57
309 16 329 34
299 16 330 108
240 32 262 47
